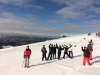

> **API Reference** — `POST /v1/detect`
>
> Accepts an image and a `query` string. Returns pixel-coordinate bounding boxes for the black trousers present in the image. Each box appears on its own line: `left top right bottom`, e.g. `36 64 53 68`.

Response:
47 52 52 60
42 54 46 60
58 52 61 60
63 51 69 58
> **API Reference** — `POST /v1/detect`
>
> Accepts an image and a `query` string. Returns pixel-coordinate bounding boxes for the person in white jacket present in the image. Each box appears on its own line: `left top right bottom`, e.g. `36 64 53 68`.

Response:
68 44 73 58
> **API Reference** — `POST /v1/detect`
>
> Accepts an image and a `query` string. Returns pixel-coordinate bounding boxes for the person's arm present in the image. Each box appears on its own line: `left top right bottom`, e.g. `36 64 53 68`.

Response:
49 44 51 48
81 47 84 51
30 49 31 55
68 46 71 49
23 50 26 58
62 45 65 48
41 47 43 52
56 43 58 49
45 48 47 53
61 47 64 50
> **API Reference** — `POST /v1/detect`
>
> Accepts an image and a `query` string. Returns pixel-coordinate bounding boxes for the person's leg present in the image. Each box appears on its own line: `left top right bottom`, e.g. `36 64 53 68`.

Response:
44 54 46 60
71 51 73 58
47 53 50 60
89 50 92 60
24 58 27 67
50 53 52 60
59 52 61 59
83 56 86 66
53 53 54 59
42 54 44 61
55 53 56 59
69 51 70 57
58 53 60 59
27 58 30 68
87 57 91 66
25 58 28 68
66 51 69 57
63 52 65 59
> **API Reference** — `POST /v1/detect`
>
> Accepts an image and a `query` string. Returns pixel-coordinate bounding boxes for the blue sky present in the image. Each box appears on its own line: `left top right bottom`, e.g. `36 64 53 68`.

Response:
0 0 100 37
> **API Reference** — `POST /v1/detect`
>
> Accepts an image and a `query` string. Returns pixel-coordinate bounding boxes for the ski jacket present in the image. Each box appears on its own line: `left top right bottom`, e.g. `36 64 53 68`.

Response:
68 46 73 51
48 45 53 53
41 47 47 54
52 47 56 53
57 47 64 53
87 44 93 51
64 47 69 53
82 47 90 57
24 49 31 58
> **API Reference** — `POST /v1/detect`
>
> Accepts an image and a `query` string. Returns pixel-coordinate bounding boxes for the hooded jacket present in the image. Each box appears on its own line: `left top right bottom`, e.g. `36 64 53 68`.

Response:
41 47 47 54
24 49 31 58
82 47 90 57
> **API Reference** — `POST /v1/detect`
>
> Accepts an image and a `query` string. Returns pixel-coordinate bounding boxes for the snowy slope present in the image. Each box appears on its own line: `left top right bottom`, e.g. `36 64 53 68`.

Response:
0 33 100 75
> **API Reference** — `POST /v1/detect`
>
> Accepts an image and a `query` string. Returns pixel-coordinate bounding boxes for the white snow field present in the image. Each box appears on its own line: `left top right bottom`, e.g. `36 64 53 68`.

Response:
0 33 100 75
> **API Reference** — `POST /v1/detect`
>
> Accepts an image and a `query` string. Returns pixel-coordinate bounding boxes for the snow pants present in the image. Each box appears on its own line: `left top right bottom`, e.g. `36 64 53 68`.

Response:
24 58 29 68
69 51 73 58
83 56 90 66
89 50 92 60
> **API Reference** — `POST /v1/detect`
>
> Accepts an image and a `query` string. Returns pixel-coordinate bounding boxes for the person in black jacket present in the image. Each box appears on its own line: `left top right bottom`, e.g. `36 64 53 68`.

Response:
56 44 64 60
81 46 91 66
52 45 56 59
87 41 93 60
47 44 53 60
63 45 69 59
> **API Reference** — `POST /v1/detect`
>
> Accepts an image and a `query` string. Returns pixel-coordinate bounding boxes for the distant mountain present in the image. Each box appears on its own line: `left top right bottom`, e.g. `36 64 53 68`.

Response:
0 35 57 49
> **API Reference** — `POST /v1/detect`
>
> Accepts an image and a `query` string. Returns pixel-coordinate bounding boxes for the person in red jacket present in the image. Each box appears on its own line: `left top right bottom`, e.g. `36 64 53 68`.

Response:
23 46 31 68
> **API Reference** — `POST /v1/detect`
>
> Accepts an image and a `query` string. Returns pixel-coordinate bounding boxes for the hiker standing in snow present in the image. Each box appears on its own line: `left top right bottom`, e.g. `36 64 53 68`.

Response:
87 41 93 60
81 46 91 66
47 44 53 60
68 44 73 58
90 39 94 45
41 45 47 61
56 44 64 60
52 45 56 59
23 46 31 68
63 45 69 59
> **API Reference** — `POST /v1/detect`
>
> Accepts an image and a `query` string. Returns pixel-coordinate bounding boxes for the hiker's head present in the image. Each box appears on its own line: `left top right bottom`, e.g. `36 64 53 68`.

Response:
69 44 72 47
59 45 61 47
43 45 45 47
66 46 68 48
89 41 91 44
26 46 29 49
84 46 87 50
51 44 53 47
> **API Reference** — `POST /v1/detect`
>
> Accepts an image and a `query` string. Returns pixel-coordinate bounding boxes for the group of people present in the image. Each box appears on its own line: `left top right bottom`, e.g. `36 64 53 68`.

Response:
81 39 93 66
23 39 93 68
96 32 100 37
41 43 74 61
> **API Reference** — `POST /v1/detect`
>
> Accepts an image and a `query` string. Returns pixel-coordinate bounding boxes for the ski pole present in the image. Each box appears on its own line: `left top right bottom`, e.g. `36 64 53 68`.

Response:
22 59 24 68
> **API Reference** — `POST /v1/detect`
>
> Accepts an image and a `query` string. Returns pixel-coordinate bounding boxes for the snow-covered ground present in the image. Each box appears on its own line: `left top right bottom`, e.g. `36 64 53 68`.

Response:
0 33 100 75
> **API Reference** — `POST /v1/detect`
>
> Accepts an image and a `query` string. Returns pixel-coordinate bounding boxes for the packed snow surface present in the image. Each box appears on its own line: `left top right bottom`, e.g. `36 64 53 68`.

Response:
0 33 100 75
